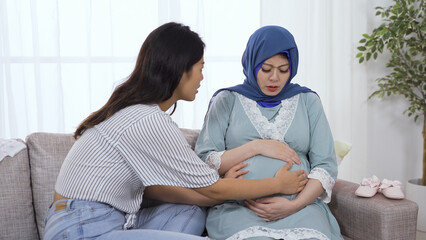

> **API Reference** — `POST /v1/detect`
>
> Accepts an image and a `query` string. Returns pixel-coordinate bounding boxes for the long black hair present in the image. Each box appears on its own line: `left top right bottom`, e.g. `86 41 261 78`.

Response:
74 22 205 138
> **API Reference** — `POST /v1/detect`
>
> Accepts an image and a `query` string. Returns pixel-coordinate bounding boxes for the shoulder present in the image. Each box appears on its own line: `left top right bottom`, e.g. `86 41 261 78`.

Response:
298 92 322 106
116 104 169 129
298 91 320 101
297 92 327 119
131 105 177 131
117 105 182 146
213 90 236 102
99 104 174 139
209 90 237 109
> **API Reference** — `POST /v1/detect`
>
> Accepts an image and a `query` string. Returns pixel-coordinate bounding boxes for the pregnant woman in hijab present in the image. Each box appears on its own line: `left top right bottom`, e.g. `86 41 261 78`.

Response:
195 25 343 240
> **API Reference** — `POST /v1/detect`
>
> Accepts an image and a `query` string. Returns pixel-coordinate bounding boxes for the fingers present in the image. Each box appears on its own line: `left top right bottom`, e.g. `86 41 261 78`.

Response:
281 143 301 165
293 154 302 165
282 162 292 170
245 200 275 222
254 197 274 204
295 170 308 183
231 162 247 171
224 169 248 179
283 156 300 165
235 170 249 178
224 162 249 179
297 171 308 181
278 152 300 165
287 149 301 165
245 200 264 214
246 199 273 211
297 179 309 192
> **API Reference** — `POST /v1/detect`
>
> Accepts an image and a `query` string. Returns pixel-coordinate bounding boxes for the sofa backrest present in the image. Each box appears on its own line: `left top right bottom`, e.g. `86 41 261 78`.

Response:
24 128 200 240
26 132 75 240
0 143 39 240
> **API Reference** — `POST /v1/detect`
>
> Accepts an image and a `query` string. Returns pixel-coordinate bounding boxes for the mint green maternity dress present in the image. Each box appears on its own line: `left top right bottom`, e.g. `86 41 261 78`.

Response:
195 90 342 240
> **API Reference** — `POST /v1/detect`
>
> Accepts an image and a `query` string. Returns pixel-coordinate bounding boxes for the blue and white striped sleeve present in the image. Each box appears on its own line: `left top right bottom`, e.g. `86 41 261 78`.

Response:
118 112 219 188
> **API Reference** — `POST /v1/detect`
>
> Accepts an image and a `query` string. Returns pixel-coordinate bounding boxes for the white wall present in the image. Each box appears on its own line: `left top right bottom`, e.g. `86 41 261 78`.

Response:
363 0 423 186
364 0 423 183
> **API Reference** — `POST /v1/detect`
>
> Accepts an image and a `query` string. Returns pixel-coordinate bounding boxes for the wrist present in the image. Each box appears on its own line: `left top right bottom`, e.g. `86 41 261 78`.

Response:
273 177 282 194
249 139 262 156
292 196 307 211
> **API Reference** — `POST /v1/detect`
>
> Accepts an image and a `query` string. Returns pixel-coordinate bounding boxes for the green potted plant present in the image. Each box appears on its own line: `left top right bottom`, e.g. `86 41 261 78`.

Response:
356 0 425 231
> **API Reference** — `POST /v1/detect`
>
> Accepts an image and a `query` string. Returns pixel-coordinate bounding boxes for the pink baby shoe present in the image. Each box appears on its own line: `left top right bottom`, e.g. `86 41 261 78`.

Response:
355 175 381 198
379 179 405 200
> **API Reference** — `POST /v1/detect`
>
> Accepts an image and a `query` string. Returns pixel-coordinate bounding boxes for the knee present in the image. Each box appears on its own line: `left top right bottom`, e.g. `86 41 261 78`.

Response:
176 204 207 220
178 205 206 235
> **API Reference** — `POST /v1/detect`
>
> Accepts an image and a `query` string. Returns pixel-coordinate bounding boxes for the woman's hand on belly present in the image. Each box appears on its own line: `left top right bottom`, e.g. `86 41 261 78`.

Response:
274 163 308 194
223 162 249 179
244 196 298 222
254 139 301 165
242 155 307 180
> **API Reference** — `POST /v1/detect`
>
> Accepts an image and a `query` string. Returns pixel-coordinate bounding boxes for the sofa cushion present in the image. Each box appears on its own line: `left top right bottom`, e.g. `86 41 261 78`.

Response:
180 128 200 150
0 145 39 240
25 128 200 239
26 133 75 240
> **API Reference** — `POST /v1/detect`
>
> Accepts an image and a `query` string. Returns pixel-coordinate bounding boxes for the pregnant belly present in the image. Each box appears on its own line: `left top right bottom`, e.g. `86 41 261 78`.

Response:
242 155 308 180
240 155 309 201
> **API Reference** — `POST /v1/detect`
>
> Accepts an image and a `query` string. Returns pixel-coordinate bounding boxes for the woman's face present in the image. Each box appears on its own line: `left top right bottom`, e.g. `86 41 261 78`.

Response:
256 54 290 96
175 57 204 101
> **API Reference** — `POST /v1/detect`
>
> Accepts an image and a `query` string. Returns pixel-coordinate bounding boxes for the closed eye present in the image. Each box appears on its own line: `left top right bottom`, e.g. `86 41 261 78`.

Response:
261 68 289 74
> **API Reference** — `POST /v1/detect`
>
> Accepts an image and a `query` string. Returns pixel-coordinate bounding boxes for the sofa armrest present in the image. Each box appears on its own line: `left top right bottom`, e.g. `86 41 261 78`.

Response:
329 179 418 240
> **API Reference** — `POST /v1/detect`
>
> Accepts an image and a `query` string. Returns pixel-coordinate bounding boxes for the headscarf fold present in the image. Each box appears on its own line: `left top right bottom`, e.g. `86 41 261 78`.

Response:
210 25 313 104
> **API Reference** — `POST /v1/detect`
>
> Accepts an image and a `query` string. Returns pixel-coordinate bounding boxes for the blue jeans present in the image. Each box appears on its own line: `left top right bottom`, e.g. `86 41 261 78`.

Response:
44 199 209 240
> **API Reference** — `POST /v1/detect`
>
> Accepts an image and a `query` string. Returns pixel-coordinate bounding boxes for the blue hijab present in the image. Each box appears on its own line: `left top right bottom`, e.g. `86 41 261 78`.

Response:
210 25 313 106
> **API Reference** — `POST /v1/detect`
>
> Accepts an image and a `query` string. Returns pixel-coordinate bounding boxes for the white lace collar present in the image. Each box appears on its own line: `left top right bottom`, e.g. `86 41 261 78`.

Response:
227 226 330 240
236 92 299 142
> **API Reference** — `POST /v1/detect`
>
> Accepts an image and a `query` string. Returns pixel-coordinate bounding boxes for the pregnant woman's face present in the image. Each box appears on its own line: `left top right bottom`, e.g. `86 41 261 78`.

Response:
256 54 290 96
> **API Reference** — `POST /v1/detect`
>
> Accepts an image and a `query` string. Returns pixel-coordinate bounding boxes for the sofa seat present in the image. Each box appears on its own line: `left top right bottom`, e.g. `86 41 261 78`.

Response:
0 130 418 240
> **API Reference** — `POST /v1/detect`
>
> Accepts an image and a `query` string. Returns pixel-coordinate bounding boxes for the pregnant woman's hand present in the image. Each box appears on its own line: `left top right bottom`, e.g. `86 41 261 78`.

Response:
245 197 298 221
255 139 301 165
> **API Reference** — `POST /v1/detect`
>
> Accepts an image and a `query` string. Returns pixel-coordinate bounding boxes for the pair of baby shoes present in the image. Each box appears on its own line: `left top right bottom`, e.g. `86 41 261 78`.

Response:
355 175 405 199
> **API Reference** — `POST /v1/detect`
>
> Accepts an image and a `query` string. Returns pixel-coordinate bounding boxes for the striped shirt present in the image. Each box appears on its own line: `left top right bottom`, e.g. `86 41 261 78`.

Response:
55 104 219 214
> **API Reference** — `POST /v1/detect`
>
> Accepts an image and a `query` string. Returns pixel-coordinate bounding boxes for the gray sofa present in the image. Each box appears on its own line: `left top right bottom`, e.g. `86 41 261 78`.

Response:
0 129 419 240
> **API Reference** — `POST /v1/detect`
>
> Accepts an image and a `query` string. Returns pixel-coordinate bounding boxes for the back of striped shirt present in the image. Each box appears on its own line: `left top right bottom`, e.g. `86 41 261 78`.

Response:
55 104 218 214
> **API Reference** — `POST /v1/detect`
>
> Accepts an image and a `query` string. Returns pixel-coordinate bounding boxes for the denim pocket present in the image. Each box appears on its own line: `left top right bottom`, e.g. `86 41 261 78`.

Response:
44 209 83 240
80 207 125 238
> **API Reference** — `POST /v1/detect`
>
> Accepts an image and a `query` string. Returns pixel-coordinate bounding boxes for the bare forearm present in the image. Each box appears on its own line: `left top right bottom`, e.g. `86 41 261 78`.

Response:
219 140 260 175
293 179 324 210
144 185 223 206
219 139 301 175
194 177 280 200
197 163 307 201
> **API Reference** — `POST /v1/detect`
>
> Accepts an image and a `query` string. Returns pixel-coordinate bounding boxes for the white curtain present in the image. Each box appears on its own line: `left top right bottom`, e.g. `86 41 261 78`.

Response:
260 0 371 182
0 0 261 139
3 0 421 184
